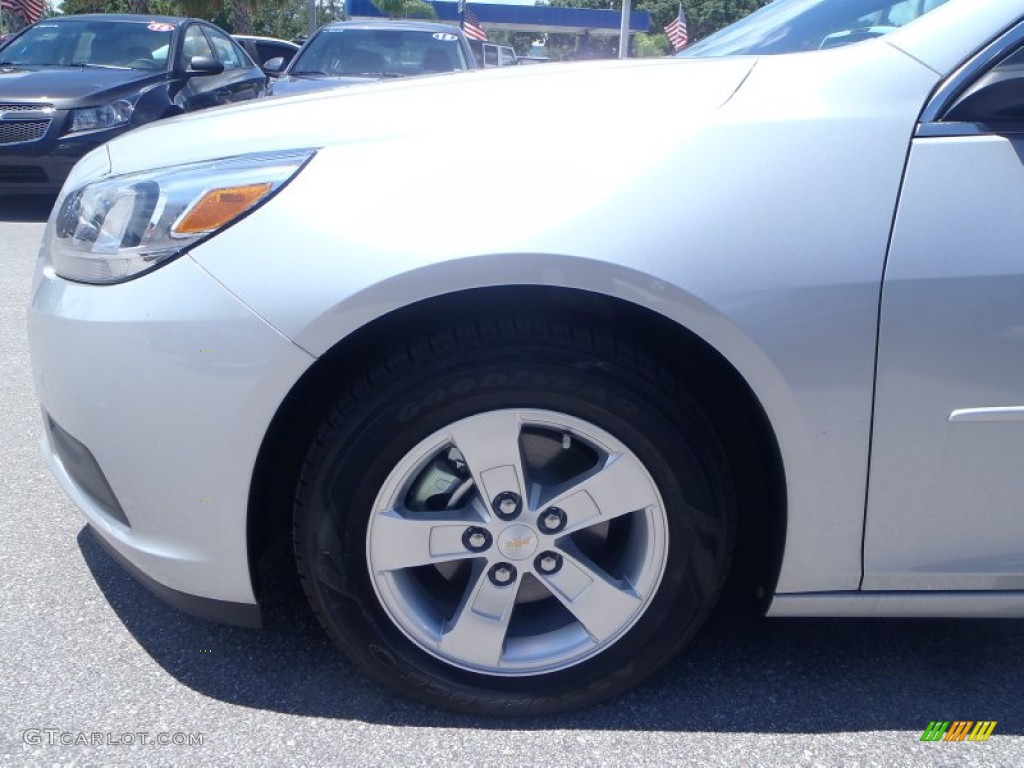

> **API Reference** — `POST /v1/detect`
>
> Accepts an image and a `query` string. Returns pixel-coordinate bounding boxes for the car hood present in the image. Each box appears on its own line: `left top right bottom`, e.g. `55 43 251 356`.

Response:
269 73 383 97
99 57 756 177
0 64 163 107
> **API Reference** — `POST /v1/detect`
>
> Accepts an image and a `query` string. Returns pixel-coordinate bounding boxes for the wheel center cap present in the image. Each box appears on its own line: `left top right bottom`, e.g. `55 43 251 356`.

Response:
496 524 538 561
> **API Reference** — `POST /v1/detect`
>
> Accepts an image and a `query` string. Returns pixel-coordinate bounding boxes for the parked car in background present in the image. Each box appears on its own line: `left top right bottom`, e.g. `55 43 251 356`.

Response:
267 20 474 97
0 14 266 194
232 34 300 75
32 0 1024 719
468 39 517 68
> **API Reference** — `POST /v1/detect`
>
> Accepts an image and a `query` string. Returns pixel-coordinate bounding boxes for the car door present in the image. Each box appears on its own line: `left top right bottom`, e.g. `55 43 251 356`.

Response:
202 25 265 103
864 20 1024 591
173 23 224 112
174 24 264 113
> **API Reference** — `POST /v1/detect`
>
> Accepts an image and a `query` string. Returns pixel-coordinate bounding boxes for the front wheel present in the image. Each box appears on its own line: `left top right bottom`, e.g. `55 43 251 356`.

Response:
293 319 735 714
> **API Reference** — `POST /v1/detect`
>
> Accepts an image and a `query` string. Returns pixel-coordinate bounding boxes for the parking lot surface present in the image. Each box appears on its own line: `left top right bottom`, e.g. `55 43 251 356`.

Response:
2 199 1023 767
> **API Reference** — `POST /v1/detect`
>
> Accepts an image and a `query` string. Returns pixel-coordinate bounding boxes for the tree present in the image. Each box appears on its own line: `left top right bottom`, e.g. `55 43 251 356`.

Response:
251 0 343 40
632 31 668 57
371 0 437 20
641 0 771 42
486 29 538 57
175 0 290 35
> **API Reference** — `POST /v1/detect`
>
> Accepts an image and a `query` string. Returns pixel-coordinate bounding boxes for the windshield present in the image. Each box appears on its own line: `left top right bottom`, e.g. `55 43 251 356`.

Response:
0 19 173 70
290 27 469 78
681 0 951 57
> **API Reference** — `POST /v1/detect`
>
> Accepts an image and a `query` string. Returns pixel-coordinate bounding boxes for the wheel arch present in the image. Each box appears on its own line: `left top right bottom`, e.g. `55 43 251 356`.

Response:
246 285 787 617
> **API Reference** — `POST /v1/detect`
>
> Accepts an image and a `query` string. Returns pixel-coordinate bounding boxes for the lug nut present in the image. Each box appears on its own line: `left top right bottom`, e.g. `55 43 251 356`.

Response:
462 526 492 553
535 551 563 575
488 563 517 586
492 491 521 521
537 507 567 534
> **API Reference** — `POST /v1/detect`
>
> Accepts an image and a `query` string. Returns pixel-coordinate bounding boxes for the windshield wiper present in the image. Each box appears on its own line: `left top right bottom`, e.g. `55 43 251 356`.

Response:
291 69 329 76
70 62 130 70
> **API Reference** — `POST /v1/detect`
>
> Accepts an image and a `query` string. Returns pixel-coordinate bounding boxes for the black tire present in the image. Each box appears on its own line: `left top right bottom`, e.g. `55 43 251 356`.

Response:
293 316 736 715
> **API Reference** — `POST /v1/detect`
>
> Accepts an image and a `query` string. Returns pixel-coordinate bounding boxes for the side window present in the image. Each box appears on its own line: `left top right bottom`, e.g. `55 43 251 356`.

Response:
180 25 213 69
257 42 295 67
944 42 1024 126
483 45 497 67
205 26 247 70
499 47 515 66
993 45 1024 72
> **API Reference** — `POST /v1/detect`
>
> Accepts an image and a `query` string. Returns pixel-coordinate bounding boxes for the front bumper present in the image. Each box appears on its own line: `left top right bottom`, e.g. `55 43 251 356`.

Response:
27 251 315 624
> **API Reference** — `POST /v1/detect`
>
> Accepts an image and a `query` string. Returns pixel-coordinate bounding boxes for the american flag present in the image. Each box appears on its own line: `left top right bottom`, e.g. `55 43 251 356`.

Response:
664 4 688 51
462 5 487 42
1 0 44 26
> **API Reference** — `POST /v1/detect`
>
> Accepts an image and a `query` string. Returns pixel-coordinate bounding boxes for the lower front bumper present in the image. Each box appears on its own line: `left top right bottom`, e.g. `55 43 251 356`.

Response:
0 153 75 194
0 122 125 194
88 525 263 627
28 251 316 619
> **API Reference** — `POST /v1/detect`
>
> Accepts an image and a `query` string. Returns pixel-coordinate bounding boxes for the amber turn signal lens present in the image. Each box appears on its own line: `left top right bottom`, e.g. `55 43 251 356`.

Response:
173 182 274 235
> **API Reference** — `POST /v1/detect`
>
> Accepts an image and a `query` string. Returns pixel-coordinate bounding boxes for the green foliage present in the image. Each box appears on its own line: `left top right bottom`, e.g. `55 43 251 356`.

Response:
674 0 771 41
540 31 618 61
59 0 180 15
54 0 340 40
371 0 437 20
632 31 668 57
251 0 343 40
486 29 538 57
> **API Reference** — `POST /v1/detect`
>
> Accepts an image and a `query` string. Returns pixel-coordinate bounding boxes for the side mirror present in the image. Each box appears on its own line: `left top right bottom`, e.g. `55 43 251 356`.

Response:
946 66 1024 124
263 57 285 76
188 56 224 76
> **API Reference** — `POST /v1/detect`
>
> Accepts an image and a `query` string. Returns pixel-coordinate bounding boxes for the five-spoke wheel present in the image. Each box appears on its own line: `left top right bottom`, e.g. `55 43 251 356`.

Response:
366 409 669 675
294 319 734 714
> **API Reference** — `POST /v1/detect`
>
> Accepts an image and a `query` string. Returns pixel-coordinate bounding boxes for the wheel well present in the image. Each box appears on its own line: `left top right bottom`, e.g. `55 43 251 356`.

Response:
247 286 786 616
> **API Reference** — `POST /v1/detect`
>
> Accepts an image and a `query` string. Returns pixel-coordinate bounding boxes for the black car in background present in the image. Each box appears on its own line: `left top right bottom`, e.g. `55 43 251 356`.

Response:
232 34 300 75
0 15 266 195
267 21 475 98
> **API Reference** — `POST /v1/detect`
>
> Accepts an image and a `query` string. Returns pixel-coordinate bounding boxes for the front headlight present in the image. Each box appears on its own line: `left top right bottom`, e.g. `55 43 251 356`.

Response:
67 99 136 134
51 150 315 284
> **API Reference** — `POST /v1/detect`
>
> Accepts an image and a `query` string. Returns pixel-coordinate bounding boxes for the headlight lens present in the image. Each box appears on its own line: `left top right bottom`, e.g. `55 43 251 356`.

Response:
67 100 136 134
51 150 315 284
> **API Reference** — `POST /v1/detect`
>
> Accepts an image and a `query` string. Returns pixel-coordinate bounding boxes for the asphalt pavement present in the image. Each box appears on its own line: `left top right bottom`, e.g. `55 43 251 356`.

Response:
1 196 1023 767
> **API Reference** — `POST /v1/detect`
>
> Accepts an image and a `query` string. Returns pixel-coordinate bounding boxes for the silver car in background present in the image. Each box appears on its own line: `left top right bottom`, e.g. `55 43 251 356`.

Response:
265 20 475 97
26 0 1024 714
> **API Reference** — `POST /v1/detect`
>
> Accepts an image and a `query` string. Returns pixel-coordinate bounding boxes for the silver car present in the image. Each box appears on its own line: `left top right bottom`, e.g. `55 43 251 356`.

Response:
26 0 1024 714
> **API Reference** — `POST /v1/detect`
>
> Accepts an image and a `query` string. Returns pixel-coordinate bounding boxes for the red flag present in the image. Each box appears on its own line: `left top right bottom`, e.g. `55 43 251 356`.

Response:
462 6 487 42
1 0 44 26
664 5 688 51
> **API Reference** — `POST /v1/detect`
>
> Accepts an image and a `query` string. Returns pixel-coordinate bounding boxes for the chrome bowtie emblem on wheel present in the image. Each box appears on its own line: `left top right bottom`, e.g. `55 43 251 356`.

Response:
497 525 538 561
